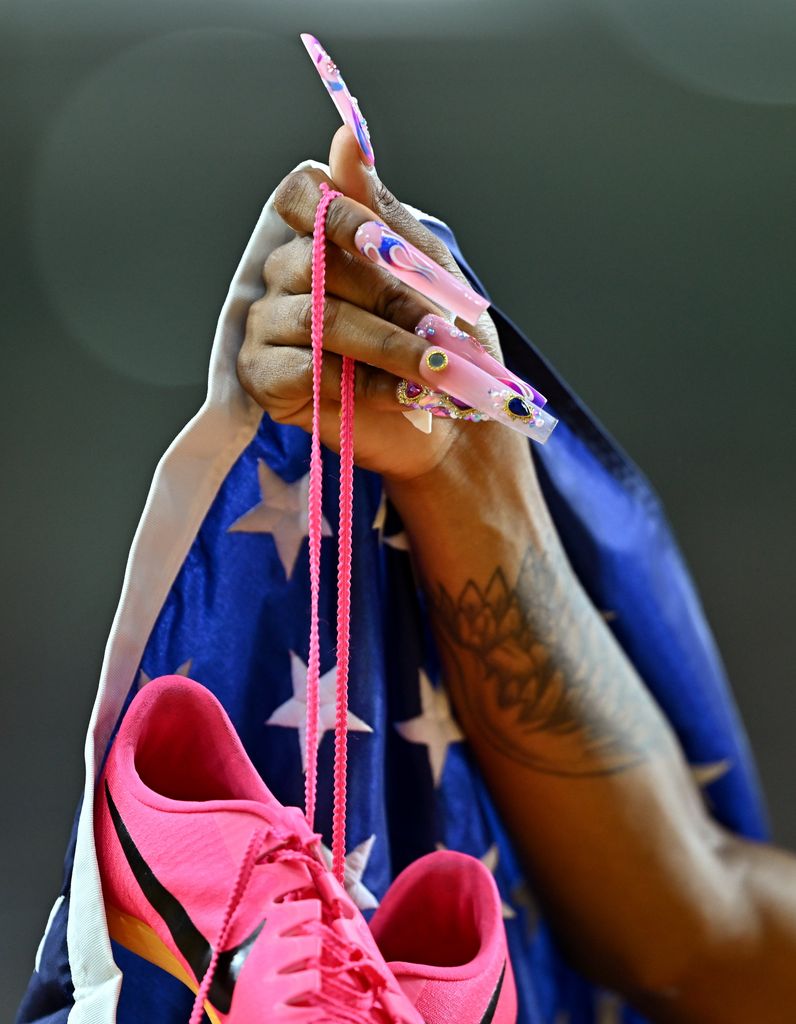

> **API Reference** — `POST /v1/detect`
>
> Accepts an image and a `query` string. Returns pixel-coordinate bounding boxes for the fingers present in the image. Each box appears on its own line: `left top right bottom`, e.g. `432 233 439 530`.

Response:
263 234 439 331
273 167 465 287
237 337 402 428
287 397 397 455
329 124 453 279
249 291 428 382
244 164 454 431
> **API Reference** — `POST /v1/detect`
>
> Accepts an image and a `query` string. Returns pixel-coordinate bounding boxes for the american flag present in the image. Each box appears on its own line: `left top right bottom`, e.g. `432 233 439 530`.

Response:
17 161 769 1024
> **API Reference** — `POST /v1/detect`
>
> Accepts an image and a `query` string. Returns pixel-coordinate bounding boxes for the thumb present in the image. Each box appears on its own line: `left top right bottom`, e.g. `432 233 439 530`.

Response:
328 125 464 280
328 124 377 206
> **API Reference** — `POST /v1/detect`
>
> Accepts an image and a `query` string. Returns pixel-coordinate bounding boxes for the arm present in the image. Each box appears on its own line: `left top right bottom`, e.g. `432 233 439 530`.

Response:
244 135 796 1022
387 422 796 1022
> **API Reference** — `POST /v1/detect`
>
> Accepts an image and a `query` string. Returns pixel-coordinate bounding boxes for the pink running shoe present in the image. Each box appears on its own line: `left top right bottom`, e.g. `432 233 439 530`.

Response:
94 675 423 1024
370 851 517 1024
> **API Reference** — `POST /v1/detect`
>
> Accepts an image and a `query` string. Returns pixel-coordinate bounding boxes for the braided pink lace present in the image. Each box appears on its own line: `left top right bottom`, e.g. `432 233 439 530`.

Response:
306 181 354 885
188 827 396 1023
189 182 366 1022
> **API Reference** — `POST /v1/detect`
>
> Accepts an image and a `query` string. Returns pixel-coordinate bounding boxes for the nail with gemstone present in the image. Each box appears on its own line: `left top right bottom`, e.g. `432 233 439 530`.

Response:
414 314 547 409
354 221 490 326
396 378 488 422
300 33 375 166
417 348 558 444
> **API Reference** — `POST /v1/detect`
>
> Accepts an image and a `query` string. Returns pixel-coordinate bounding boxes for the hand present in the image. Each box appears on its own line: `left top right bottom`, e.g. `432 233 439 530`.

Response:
236 125 506 483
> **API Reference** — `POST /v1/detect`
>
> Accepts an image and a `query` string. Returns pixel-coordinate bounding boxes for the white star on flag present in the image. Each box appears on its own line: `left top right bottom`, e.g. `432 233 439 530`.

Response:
266 651 373 769
480 844 517 920
227 459 332 577
372 489 410 551
138 657 194 689
321 834 380 910
395 670 463 787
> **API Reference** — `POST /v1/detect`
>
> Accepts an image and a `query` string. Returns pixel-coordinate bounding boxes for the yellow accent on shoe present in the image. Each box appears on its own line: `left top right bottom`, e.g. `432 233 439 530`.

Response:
106 903 222 1024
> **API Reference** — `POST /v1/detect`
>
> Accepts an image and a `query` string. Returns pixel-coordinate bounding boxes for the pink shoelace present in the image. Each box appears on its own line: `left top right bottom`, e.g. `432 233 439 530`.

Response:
305 181 354 883
189 182 371 1022
188 825 396 1023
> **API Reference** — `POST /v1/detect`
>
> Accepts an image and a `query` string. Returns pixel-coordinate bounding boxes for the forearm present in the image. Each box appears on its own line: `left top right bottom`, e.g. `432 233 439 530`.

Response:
253 152 796 1017
385 422 788 1013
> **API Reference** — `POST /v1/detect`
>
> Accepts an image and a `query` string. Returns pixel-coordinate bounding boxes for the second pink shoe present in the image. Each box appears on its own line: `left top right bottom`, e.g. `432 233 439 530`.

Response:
95 675 423 1023
371 851 517 1024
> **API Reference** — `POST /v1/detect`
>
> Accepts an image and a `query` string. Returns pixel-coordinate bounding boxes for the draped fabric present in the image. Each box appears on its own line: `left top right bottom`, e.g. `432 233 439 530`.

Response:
17 159 769 1024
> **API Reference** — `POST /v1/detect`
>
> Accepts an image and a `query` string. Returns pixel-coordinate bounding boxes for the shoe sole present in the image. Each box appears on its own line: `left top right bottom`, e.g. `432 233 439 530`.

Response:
106 902 222 1024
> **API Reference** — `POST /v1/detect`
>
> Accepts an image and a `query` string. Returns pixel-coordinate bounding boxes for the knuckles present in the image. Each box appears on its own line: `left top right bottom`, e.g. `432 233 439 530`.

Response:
245 291 331 352
372 179 402 221
295 293 315 338
273 169 327 231
236 333 312 420
322 194 354 241
272 170 309 223
261 245 287 286
376 288 419 334
295 292 341 340
262 236 313 291
243 299 266 346
235 335 260 401
375 321 409 364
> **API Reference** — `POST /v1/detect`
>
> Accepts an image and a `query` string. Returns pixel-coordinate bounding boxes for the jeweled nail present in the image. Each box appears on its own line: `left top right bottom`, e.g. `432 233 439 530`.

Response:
354 221 490 326
300 33 375 166
414 314 547 409
505 396 534 420
417 346 557 444
396 378 487 422
425 350 448 372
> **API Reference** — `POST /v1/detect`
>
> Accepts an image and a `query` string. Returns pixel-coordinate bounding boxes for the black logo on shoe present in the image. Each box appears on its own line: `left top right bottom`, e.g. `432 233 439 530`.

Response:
104 781 264 1013
479 961 506 1024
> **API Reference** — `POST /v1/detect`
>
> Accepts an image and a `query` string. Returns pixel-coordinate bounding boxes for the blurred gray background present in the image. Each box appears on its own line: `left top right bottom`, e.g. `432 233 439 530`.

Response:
2 0 794 1014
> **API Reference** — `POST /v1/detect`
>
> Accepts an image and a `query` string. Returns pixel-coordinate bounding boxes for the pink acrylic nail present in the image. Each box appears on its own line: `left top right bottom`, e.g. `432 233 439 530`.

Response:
417 347 557 444
354 221 490 327
414 314 547 408
300 33 375 167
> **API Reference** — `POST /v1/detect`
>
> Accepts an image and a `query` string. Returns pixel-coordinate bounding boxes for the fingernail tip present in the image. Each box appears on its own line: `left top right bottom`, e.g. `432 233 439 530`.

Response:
402 409 433 433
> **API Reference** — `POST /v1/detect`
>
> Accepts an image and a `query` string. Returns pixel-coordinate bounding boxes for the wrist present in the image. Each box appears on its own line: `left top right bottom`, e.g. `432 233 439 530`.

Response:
384 420 548 535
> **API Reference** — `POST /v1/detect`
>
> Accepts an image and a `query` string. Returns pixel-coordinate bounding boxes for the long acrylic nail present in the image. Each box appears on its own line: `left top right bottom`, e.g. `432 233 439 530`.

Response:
417 348 558 444
354 221 490 327
414 314 547 408
300 33 375 167
397 379 488 421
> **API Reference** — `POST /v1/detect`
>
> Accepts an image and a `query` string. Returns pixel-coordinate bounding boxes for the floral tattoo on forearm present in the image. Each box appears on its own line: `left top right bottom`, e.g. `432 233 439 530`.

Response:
430 543 670 776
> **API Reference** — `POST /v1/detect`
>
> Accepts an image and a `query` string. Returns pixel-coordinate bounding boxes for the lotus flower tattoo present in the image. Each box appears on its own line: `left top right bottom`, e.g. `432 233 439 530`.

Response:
432 549 666 776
